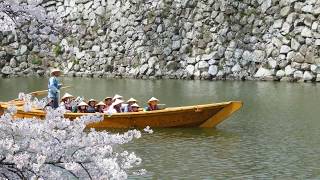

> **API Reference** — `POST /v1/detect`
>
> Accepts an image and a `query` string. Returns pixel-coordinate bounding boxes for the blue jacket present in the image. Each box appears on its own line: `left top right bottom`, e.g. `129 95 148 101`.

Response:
48 77 61 98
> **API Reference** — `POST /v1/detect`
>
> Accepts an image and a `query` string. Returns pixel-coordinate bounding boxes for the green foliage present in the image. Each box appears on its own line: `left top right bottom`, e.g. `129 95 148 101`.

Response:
73 58 79 65
147 11 156 23
68 37 78 46
160 1 171 18
31 55 42 65
53 45 63 57
185 46 192 55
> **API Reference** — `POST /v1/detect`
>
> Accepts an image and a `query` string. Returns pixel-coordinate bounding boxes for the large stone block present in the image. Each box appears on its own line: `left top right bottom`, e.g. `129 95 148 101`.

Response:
254 67 271 78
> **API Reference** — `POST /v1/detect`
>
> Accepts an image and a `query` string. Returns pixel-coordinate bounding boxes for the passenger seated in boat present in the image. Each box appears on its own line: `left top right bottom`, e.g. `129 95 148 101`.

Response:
103 96 112 111
96 101 106 113
60 93 74 112
146 97 160 111
87 99 97 113
124 98 137 112
77 101 89 113
130 103 140 112
108 99 124 114
70 96 83 113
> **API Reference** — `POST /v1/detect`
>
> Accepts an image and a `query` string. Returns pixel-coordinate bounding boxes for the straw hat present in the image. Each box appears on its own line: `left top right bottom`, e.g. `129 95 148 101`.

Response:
112 94 123 101
148 97 159 103
87 99 97 103
104 96 112 100
61 93 74 100
131 103 140 108
78 101 88 107
96 101 106 107
113 99 124 106
127 97 137 103
50 68 61 75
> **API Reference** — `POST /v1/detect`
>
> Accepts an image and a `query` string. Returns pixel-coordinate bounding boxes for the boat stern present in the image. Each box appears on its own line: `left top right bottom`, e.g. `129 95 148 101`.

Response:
0 103 4 116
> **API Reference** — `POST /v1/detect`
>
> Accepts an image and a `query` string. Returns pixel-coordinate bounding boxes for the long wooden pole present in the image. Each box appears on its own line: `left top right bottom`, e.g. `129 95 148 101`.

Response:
30 86 72 96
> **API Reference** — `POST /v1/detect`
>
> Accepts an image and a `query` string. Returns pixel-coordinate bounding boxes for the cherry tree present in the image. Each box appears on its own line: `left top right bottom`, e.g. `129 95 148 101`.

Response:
0 0 67 57
0 94 148 179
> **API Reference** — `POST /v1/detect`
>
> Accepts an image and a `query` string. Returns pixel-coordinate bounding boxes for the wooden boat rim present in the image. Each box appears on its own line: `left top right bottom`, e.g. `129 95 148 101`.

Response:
0 101 240 117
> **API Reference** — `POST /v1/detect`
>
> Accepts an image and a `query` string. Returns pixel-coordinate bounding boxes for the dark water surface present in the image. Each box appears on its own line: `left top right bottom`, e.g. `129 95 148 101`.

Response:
1 77 320 179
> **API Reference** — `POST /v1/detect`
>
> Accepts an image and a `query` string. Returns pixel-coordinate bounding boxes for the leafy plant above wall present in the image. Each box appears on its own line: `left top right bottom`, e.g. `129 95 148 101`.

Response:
72 57 79 65
31 54 42 65
53 44 63 57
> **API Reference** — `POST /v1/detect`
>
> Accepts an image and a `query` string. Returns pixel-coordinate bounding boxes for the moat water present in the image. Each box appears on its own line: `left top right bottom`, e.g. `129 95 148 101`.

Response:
1 77 320 179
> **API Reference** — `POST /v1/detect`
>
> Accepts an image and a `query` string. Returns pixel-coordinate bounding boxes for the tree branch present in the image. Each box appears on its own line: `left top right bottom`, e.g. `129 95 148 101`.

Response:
79 162 92 180
46 162 79 179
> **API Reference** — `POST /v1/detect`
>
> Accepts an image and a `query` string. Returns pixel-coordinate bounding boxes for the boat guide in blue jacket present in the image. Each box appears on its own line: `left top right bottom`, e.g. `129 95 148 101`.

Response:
48 68 62 109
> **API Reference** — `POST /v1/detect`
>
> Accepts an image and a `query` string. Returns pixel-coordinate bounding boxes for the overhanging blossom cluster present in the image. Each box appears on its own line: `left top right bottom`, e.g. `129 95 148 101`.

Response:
0 94 149 179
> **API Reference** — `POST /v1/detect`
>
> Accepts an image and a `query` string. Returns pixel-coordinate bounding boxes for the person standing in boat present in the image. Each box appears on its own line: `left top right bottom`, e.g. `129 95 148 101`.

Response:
48 68 62 109
146 97 160 111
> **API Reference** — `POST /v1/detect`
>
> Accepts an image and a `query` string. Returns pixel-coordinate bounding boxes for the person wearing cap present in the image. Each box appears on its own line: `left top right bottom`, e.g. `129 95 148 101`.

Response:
124 97 137 112
48 68 62 109
77 101 89 113
96 101 106 113
87 99 97 113
107 99 124 114
103 96 113 111
145 97 160 111
130 103 140 112
60 93 74 112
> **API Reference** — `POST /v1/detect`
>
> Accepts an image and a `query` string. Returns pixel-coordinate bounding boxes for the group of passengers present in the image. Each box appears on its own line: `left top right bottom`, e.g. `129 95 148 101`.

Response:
60 93 160 114
47 68 161 113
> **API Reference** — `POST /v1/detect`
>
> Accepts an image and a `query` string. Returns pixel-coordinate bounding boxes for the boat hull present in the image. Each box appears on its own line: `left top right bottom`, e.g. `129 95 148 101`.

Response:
0 101 242 128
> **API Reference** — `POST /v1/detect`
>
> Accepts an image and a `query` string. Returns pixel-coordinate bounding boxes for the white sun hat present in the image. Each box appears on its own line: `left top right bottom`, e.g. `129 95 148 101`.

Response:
131 103 140 108
77 101 88 107
127 97 137 103
61 93 74 100
96 101 106 107
148 97 159 103
112 94 123 101
104 96 112 100
88 99 97 103
50 68 61 75
113 99 124 106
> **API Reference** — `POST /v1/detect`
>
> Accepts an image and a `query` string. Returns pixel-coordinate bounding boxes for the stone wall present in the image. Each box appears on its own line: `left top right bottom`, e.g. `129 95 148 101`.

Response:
1 0 320 82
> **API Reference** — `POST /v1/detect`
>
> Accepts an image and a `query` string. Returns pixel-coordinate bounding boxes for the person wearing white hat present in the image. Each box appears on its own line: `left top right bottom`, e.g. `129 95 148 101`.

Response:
96 101 106 113
130 103 140 112
48 68 62 109
124 97 138 112
112 94 123 102
146 97 160 111
77 101 89 113
60 93 74 111
107 99 124 114
87 99 97 113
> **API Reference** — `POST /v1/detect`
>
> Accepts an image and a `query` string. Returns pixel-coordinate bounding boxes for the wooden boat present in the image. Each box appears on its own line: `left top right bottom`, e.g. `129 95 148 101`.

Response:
0 101 242 128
